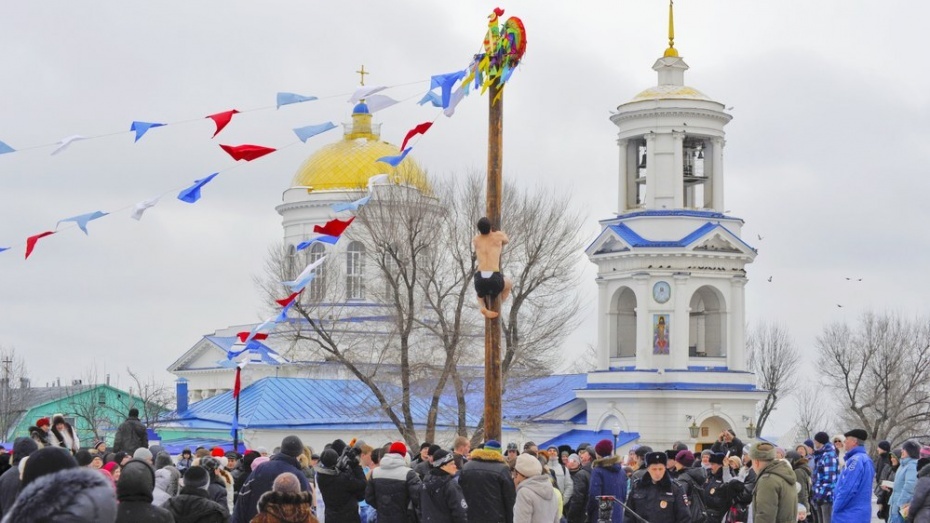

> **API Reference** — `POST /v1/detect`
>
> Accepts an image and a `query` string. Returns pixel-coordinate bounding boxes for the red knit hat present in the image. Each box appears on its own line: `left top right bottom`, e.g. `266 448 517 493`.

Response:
36 417 50 428
389 442 407 456
594 439 613 458
211 447 225 457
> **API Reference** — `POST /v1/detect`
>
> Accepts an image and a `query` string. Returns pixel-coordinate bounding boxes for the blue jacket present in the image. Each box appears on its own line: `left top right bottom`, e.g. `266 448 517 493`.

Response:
812 443 839 504
587 456 626 523
832 445 875 522
891 456 919 521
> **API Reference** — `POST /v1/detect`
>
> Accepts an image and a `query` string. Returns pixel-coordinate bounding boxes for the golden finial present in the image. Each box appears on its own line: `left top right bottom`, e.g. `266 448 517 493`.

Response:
356 65 369 86
664 0 679 58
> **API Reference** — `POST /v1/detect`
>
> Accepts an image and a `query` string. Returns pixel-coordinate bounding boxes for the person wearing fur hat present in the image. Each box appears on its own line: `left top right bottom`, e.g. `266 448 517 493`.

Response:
28 417 51 449
626 452 690 523
115 459 174 523
4 466 118 523
0 436 38 518
890 440 923 523
585 439 625 523
313 443 366 523
511 452 559 523
832 429 876 523
251 472 318 523
47 414 81 454
811 430 840 523
233 436 311 523
459 439 515 523
749 442 798 523
177 448 193 476
365 441 422 523
165 465 229 523
113 408 148 456
420 449 468 522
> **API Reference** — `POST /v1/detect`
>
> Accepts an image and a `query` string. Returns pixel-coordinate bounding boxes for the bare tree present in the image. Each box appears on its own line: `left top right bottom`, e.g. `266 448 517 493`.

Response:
795 383 831 440
0 346 29 440
747 322 801 435
126 369 172 429
66 367 121 442
817 312 930 449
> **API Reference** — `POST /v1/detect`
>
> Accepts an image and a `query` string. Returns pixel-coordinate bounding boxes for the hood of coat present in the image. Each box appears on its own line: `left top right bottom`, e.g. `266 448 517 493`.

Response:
759 459 797 485
155 468 172 492
592 455 621 468
518 473 555 501
469 448 506 463
5 467 117 522
680 465 707 484
117 459 156 502
379 452 408 470
918 463 930 479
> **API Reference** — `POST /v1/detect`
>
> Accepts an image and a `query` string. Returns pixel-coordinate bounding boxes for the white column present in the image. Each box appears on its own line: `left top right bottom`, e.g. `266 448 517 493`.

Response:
728 276 747 370
712 138 725 211
617 139 628 213
597 279 610 370
672 132 685 208
645 134 657 209
672 273 690 369
633 274 651 369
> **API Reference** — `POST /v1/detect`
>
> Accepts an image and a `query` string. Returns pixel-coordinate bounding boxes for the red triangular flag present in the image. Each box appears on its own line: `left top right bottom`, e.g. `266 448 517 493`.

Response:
25 231 55 259
400 122 433 151
220 144 277 162
206 109 240 138
275 291 302 307
232 366 242 399
236 332 269 343
313 217 355 237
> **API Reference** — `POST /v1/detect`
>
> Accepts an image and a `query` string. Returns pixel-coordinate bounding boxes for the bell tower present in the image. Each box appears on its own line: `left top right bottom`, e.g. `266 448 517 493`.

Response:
576 1 766 451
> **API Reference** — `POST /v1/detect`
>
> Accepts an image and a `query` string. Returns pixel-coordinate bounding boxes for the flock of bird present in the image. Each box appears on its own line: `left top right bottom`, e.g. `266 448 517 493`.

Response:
756 233 862 308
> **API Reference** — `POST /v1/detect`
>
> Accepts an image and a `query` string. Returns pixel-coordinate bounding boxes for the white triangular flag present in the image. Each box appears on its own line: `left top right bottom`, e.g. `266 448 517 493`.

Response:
348 85 387 104
51 135 86 156
130 197 160 221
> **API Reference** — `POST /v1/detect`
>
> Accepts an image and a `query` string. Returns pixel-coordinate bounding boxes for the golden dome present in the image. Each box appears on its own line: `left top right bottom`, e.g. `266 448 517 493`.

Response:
632 84 711 102
291 103 429 192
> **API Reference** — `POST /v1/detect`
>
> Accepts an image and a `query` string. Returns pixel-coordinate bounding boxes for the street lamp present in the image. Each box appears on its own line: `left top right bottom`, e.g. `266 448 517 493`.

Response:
689 420 700 439
611 424 620 456
746 420 757 439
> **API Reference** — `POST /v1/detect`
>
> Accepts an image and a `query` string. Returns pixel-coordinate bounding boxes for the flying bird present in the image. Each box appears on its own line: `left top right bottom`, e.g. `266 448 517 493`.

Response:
837 304 844 308
757 234 764 240
767 276 772 282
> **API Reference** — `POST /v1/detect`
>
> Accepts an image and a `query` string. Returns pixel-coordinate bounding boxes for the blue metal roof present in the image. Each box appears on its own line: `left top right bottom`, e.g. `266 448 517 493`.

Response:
540 430 640 451
592 220 757 253
583 382 759 392
613 210 734 220
159 438 245 455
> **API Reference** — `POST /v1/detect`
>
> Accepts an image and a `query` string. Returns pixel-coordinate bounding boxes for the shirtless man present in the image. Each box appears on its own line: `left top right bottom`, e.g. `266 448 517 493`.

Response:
473 217 513 319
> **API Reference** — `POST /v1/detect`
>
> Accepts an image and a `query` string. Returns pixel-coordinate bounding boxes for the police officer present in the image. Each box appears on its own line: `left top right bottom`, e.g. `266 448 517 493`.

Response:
626 451 690 523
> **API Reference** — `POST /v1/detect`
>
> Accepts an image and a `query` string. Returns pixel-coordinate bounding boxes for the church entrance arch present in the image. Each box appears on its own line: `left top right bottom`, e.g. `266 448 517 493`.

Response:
688 285 727 358
610 286 637 358
696 415 731 451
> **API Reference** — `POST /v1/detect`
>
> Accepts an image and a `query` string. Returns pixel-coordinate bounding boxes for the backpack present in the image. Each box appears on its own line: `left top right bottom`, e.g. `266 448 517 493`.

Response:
674 477 707 523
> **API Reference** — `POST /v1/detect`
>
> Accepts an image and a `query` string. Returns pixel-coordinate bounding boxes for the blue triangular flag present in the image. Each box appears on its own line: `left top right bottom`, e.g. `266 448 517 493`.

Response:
296 235 339 251
276 92 318 109
275 300 296 323
178 173 219 203
293 122 337 143
430 70 467 108
0 140 15 155
56 211 108 235
0 247 9 253
417 91 443 108
129 121 165 142
376 147 412 167
332 195 371 213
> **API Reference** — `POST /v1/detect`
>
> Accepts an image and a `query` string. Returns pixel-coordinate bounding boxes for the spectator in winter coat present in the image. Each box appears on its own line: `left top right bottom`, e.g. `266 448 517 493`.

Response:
314 446 366 523
233 436 311 523
892 441 923 523
252 472 318 523
878 441 894 487
750 442 798 523
586 439 626 523
153 468 173 507
420 449 468 523
879 451 902 521
512 452 560 523
200 456 233 514
907 458 930 523
165 466 228 523
833 429 877 523
711 429 745 458
565 453 590 523
115 459 174 523
234 450 260 502
812 431 840 523
365 442 422 523
786 450 813 516
0 436 38 518
627 452 690 523
3 467 118 523
155 451 181 496
416 444 440 480
29 417 51 449
48 414 81 454
543 447 574 504
703 452 739 522
113 408 148 455
459 440 514 523
670 449 706 522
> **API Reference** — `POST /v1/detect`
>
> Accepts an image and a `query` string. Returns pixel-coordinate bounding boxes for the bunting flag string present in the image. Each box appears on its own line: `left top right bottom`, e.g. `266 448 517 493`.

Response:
178 173 220 204
219 144 277 162
430 70 467 108
348 85 387 104
56 211 108 235
296 234 339 251
275 291 302 307
51 135 86 156
236 332 269 343
417 91 442 108
276 92 318 109
130 198 160 221
400 122 433 151
331 195 371 213
364 94 400 113
25 231 55 259
0 247 9 253
313 217 355 237
130 121 165 142
293 122 337 143
376 147 412 167
207 110 240 138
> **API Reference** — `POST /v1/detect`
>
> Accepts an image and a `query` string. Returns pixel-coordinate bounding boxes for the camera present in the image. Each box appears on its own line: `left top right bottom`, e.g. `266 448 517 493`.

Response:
336 445 361 471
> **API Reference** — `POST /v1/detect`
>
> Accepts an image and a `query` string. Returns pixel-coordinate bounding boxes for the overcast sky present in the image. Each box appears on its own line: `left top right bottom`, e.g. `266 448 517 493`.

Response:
2 1 928 435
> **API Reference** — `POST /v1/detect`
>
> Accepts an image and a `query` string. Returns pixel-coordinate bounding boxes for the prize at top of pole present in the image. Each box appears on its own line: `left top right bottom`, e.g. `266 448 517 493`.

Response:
475 7 527 88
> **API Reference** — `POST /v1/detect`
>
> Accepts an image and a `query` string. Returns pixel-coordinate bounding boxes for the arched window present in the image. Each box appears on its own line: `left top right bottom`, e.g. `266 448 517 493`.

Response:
308 243 326 302
346 241 366 300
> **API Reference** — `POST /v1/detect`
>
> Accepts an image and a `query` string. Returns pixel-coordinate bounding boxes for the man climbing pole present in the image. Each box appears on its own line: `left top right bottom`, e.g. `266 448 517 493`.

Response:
473 217 513 319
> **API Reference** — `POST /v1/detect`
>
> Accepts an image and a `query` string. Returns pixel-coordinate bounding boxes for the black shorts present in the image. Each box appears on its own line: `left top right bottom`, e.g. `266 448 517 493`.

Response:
474 271 504 298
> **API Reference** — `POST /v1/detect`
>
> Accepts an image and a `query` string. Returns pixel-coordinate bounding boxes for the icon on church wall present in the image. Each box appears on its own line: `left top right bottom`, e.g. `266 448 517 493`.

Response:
653 314 670 354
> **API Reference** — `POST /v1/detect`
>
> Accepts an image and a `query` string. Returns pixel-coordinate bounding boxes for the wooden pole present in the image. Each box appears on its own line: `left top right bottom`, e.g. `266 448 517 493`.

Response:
484 82 503 442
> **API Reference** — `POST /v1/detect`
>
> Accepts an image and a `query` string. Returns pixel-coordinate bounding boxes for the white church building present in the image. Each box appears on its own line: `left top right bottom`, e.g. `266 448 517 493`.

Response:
159 10 766 454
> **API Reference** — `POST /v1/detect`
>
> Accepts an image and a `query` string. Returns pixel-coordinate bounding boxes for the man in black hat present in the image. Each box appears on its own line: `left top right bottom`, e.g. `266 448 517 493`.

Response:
703 452 740 522
832 429 874 523
626 452 690 523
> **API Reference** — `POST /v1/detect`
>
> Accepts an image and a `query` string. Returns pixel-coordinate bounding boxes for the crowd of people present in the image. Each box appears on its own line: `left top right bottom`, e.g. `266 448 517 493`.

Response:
1 409 930 523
